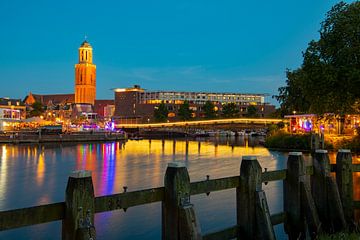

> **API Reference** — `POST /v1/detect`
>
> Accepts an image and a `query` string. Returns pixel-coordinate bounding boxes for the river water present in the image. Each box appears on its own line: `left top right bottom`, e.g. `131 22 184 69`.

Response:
0 137 350 240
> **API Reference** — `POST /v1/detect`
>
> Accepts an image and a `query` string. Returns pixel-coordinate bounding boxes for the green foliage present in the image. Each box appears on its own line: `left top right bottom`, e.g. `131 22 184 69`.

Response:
154 102 168 122
264 132 312 150
203 101 216 119
268 108 285 118
222 103 239 118
275 69 311 115
245 105 259 118
337 135 360 152
275 1 360 115
178 100 193 120
29 101 44 117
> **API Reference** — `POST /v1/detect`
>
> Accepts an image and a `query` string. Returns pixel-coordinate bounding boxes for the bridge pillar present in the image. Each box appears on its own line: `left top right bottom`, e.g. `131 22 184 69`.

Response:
162 162 202 240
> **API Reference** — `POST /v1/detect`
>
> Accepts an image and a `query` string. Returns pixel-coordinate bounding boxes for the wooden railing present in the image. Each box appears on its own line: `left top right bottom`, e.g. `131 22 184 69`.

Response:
0 149 358 239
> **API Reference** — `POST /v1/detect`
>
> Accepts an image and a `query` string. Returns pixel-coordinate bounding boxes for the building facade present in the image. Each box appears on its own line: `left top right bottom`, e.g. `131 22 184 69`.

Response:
114 85 275 123
74 40 96 105
0 98 26 131
94 100 115 120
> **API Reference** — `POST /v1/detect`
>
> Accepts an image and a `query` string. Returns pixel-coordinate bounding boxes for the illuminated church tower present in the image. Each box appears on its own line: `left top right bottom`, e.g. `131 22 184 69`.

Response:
75 40 96 105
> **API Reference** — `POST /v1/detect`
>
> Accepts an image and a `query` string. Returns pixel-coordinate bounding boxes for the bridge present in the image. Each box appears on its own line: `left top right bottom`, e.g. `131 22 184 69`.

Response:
116 118 284 129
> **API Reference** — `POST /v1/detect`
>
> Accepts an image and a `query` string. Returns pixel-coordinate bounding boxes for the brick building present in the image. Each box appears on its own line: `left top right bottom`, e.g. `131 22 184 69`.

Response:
113 85 276 123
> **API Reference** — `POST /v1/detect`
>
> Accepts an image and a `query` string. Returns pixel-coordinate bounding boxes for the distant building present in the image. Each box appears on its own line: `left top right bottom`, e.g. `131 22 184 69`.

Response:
71 103 97 122
113 85 275 123
23 92 74 120
0 98 26 131
24 92 75 106
22 40 99 122
94 100 115 120
75 40 96 105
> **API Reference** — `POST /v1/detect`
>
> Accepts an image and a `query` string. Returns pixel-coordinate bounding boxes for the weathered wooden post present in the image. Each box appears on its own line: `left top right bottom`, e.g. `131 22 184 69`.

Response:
284 152 320 239
310 133 319 151
312 150 346 232
162 162 202 240
284 152 304 239
237 156 275 239
336 149 354 226
62 170 96 240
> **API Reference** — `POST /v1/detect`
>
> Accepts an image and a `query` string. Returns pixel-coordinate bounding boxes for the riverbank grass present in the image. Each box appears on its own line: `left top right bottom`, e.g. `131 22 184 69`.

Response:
264 131 311 150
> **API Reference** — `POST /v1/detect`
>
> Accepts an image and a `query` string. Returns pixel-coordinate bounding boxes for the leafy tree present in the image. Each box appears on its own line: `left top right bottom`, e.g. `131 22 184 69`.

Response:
29 101 44 117
245 105 259 118
275 69 310 115
275 1 360 115
178 100 193 120
203 101 216 119
154 102 168 122
222 103 239 118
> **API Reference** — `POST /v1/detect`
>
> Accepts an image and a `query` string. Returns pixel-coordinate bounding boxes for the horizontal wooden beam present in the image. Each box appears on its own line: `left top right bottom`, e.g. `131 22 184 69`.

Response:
262 169 286 182
190 176 239 195
0 202 64 231
203 225 238 240
94 187 164 213
353 164 360 172
330 164 360 172
270 212 285 225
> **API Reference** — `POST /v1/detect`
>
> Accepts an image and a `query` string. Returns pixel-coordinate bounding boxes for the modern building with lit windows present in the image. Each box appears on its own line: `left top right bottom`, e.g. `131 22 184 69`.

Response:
113 85 275 123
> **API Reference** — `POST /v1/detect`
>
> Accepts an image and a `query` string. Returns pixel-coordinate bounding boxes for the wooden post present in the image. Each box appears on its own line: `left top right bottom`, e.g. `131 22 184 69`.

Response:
162 162 202 240
311 150 330 229
312 150 346 232
336 149 354 226
62 170 96 240
255 190 276 240
237 156 275 239
300 180 321 238
178 205 202 240
326 175 347 231
284 152 305 239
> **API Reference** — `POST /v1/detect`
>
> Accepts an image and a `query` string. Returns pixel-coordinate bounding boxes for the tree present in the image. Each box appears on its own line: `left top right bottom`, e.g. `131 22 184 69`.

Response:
154 102 168 122
178 100 193 120
245 105 258 118
222 103 239 118
275 1 360 115
275 69 310 115
29 101 44 117
203 101 216 119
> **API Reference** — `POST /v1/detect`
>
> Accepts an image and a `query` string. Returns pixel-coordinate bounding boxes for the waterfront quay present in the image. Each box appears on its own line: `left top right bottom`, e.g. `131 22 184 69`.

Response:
0 131 125 144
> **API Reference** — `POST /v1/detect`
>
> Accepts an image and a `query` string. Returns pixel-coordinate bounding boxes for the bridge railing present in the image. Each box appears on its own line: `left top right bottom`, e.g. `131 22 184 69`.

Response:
0 149 358 239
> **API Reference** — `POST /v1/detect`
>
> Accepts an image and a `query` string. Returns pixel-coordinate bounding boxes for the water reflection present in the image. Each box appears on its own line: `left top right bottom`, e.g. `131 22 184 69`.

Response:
0 138 359 239
0 146 8 209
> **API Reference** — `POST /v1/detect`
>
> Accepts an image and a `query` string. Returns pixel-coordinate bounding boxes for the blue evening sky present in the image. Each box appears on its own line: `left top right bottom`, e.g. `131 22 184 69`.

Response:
0 0 354 105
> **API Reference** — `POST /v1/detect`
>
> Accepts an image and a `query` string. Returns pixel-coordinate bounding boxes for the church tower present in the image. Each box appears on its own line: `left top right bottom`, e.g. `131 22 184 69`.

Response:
75 40 96 105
